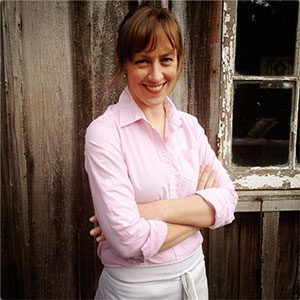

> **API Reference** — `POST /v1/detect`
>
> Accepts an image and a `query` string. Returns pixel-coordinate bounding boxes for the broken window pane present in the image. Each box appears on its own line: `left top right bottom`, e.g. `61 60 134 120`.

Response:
235 0 298 76
232 82 292 166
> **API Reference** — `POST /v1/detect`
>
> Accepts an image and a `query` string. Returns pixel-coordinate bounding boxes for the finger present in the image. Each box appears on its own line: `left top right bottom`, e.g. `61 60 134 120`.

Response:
89 215 97 223
96 234 106 243
198 165 205 179
205 170 217 189
89 215 100 227
197 165 212 190
212 176 219 188
197 165 206 190
90 227 102 237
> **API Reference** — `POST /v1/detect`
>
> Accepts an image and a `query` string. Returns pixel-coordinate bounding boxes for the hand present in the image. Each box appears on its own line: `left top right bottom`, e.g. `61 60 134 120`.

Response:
89 215 106 243
89 165 218 241
197 165 218 190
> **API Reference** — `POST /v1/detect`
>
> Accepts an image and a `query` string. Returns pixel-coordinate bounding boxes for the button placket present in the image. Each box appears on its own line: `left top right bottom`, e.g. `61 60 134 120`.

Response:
154 133 177 199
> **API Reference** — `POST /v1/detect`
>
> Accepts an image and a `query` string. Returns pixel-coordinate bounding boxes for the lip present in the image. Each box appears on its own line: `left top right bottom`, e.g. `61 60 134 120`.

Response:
142 82 167 94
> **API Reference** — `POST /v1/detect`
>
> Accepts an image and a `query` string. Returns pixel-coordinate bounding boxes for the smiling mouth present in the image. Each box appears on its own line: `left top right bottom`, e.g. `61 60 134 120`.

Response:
143 83 166 92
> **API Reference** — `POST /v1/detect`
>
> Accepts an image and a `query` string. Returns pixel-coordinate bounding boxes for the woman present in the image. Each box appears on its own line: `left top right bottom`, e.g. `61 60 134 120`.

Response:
85 4 238 299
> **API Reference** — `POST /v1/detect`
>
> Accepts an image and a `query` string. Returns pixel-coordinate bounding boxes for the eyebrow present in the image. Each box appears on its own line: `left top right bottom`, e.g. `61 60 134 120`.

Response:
161 51 176 57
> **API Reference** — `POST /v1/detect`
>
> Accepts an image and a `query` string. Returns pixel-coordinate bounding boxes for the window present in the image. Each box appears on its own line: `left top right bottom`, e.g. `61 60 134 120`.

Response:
219 0 300 211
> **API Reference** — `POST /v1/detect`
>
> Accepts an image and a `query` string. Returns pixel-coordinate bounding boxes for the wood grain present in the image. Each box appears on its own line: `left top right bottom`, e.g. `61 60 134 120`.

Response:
1 1 299 299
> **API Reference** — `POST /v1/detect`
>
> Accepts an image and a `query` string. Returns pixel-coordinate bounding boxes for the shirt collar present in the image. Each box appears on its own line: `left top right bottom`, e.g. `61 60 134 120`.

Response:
165 96 182 128
119 87 145 128
118 86 182 128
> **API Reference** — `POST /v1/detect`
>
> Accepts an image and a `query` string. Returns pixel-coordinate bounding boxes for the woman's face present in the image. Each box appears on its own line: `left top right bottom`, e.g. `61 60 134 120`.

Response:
124 31 179 112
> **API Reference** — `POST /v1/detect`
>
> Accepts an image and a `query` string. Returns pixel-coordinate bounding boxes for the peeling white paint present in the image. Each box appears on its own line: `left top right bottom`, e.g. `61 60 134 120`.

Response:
254 0 270 8
225 14 231 23
218 1 236 166
219 0 300 190
224 2 227 11
283 82 292 88
235 173 300 189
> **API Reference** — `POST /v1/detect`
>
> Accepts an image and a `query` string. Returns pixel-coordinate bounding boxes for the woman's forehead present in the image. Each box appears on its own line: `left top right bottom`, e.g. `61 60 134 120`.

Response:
140 30 175 54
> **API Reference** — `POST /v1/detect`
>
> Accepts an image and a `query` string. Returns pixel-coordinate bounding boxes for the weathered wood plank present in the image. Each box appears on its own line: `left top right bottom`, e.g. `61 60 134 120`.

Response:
72 1 133 298
208 226 225 299
222 219 240 299
1 2 32 298
89 0 130 117
275 212 300 299
261 212 280 299
22 1 77 298
207 221 240 299
238 213 261 299
170 0 189 112
236 190 300 212
176 0 222 149
185 1 214 141
208 0 222 150
72 2 99 298
2 1 78 298
208 213 261 299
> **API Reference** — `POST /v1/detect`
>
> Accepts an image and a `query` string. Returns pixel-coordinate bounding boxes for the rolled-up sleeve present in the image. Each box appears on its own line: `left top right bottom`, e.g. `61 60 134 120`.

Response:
85 116 167 260
193 120 238 229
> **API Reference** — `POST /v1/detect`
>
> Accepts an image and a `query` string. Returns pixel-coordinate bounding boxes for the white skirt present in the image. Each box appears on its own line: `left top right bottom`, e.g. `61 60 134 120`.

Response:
95 248 208 300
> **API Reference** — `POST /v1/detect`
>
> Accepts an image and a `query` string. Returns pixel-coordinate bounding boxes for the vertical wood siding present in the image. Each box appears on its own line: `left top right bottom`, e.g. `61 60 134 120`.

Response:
2 1 78 298
2 1 299 299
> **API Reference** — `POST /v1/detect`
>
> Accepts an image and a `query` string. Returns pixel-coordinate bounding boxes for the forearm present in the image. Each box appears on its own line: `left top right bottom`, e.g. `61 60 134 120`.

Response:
162 195 215 227
139 194 215 228
159 222 198 252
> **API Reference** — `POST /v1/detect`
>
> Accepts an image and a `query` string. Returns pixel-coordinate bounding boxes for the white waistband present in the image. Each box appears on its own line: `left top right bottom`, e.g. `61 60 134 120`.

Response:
105 247 204 283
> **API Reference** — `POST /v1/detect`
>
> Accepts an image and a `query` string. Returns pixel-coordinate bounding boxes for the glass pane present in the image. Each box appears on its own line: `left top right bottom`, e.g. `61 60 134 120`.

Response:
235 0 298 76
232 82 292 166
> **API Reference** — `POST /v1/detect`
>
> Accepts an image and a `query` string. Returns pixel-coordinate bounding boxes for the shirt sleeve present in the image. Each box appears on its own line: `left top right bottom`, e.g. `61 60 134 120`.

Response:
193 118 238 229
84 115 168 260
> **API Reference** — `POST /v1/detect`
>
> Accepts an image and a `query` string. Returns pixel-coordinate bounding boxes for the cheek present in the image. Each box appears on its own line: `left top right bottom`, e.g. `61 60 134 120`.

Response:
168 64 179 77
127 70 146 85
168 68 179 82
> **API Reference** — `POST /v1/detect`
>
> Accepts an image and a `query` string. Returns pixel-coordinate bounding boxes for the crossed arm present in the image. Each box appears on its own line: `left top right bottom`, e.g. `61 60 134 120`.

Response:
90 165 218 252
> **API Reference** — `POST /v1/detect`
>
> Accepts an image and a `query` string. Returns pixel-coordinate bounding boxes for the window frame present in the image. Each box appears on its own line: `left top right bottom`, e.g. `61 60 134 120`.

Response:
219 0 300 212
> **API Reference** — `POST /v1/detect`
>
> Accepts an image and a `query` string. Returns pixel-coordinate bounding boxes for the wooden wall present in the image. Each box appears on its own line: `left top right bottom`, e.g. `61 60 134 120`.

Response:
1 1 299 299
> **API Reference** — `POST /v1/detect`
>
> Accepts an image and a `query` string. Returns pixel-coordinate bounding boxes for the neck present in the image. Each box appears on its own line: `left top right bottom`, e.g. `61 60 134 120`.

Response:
143 104 166 139
143 103 165 121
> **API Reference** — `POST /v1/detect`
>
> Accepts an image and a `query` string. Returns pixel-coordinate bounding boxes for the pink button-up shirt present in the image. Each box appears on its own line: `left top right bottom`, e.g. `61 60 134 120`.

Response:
85 87 238 267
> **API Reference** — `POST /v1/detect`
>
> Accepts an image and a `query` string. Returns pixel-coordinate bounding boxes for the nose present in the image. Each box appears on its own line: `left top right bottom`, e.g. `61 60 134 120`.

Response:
148 62 164 82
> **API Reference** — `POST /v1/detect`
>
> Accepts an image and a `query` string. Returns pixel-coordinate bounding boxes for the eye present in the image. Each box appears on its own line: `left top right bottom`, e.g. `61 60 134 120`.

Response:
161 57 174 65
134 59 149 65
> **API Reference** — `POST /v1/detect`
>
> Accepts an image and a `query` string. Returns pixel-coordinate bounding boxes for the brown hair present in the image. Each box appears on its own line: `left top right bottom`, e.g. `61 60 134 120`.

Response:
110 4 184 86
